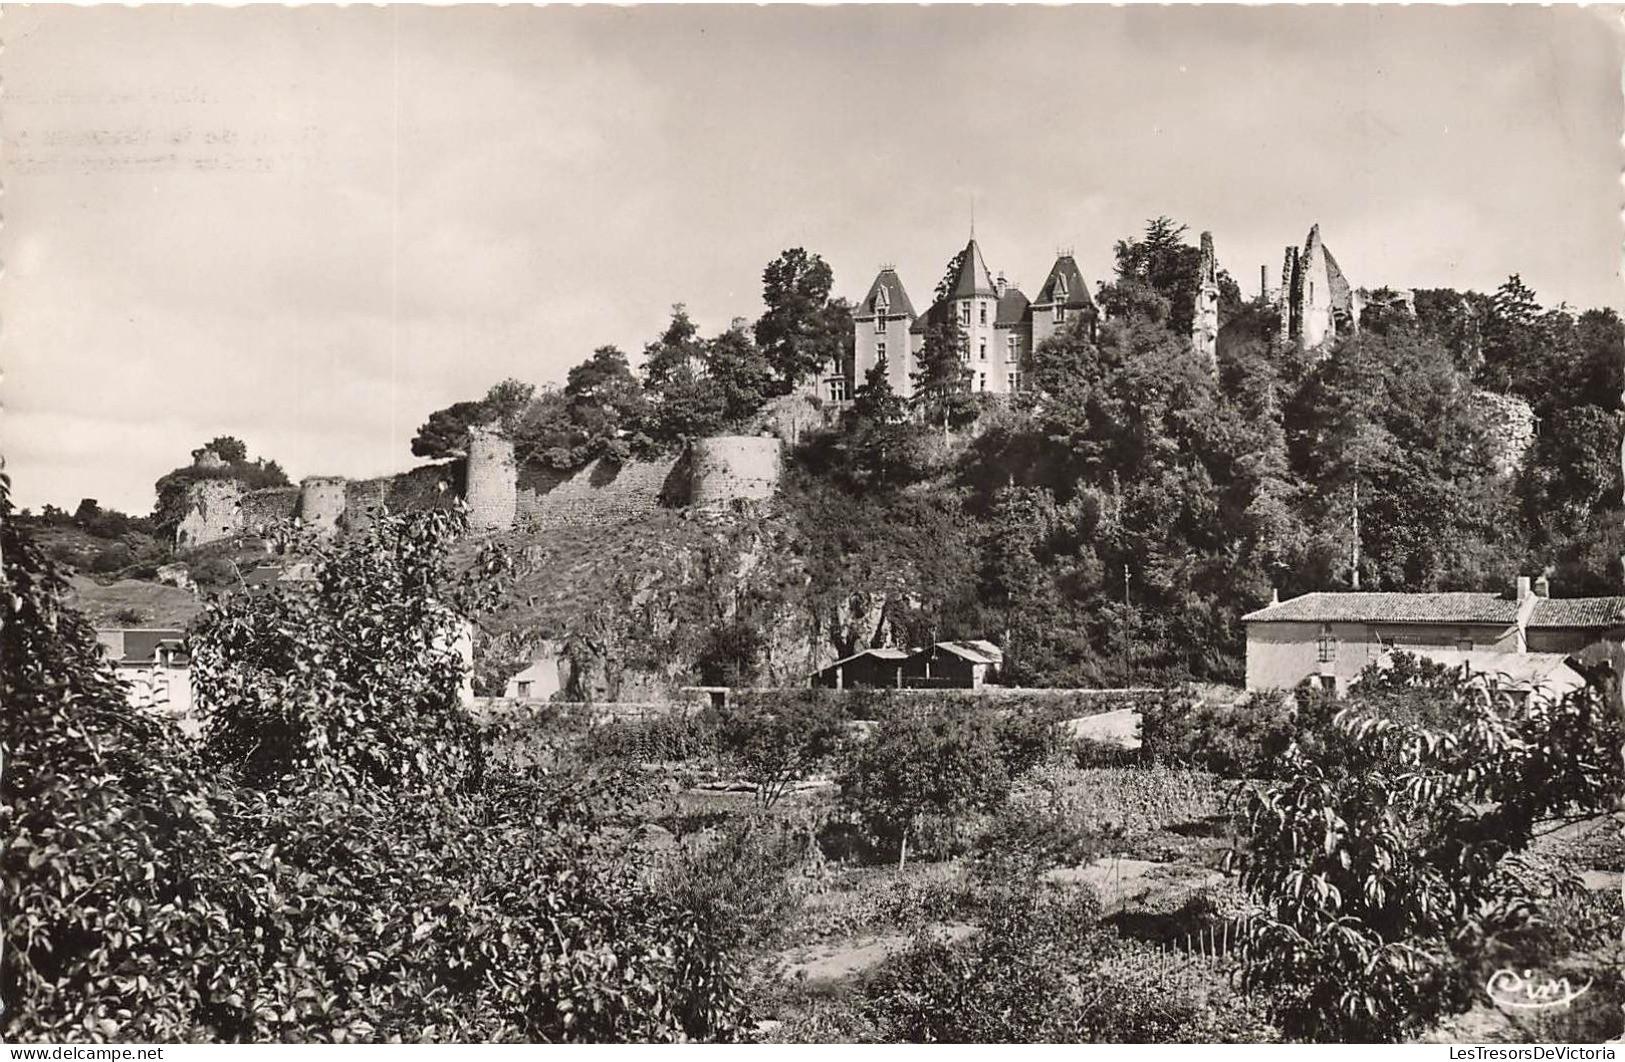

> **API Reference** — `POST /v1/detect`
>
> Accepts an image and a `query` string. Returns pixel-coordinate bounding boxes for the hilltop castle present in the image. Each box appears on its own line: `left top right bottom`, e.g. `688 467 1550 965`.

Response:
840 238 1100 402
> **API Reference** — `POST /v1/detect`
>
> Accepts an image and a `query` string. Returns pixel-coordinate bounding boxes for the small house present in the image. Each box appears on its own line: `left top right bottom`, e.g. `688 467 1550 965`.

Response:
96 627 194 722
504 658 564 701
809 648 911 690
901 640 1004 689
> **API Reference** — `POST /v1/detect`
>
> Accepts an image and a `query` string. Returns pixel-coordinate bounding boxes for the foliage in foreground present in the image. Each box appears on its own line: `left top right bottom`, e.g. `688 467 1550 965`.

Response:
3 496 757 1042
1231 657 1625 1042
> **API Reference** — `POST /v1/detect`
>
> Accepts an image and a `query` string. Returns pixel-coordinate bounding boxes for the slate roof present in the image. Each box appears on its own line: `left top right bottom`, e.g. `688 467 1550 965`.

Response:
820 647 911 671
97 628 189 666
1242 592 1520 626
909 299 950 336
948 239 1000 299
1032 255 1096 311
931 640 1002 666
855 268 917 320
995 288 1031 327
1529 597 1625 629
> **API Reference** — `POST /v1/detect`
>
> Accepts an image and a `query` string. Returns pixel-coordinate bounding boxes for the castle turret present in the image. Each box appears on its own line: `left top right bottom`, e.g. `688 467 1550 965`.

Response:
464 425 517 532
297 476 348 538
851 266 917 401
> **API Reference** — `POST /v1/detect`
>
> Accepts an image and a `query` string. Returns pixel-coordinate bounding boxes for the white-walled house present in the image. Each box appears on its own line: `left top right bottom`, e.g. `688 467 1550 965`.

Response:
1243 577 1625 696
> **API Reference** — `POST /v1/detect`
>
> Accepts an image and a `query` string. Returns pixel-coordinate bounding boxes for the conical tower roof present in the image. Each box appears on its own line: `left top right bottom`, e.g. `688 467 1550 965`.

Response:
948 238 999 299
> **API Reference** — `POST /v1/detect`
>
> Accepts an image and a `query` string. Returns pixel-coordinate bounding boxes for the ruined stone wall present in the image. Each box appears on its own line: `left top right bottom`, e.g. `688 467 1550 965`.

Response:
1468 390 1538 476
298 476 348 537
176 479 243 547
240 485 300 533
1192 231 1220 375
517 454 685 531
689 436 781 510
465 426 517 532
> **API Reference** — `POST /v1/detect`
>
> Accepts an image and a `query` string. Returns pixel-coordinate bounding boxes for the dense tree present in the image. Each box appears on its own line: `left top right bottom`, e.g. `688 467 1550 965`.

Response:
910 318 976 435
755 248 851 391
411 379 536 461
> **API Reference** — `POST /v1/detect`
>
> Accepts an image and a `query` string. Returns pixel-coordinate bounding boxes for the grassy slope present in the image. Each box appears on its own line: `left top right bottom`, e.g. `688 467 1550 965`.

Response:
66 574 204 628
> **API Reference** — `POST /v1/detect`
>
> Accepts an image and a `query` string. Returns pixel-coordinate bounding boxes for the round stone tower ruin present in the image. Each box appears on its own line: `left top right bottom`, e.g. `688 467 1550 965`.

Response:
464 425 517 532
297 476 348 537
689 435 781 510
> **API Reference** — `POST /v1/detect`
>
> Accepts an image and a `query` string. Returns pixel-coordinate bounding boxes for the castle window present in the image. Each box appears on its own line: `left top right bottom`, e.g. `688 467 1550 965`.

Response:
1006 335 1016 359
978 372 987 391
979 303 988 325
1008 371 1022 391
960 302 971 326
874 313 886 333
877 341 886 363
1054 304 1065 324
827 375 850 402
517 681 532 697
979 340 987 360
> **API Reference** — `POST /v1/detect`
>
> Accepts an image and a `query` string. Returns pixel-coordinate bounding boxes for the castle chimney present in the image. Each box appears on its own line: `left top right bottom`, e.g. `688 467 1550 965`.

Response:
1270 587 1280 606
1534 574 1550 599
1516 575 1532 601
995 272 1007 298
1261 264 1268 301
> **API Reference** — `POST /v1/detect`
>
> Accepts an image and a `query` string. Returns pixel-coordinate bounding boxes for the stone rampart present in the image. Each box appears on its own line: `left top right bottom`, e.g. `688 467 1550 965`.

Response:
240 485 300 533
689 436 781 510
517 454 685 531
1469 390 1538 476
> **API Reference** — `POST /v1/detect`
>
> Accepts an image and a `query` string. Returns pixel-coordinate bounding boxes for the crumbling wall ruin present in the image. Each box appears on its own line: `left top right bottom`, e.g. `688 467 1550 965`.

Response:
516 454 685 531
1192 231 1220 376
1468 390 1538 476
176 479 243 548
240 486 300 533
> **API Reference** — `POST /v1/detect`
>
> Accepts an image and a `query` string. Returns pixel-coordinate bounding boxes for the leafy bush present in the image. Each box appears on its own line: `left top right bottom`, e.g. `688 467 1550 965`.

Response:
859 880 1108 1042
1139 688 1295 779
1231 670 1625 1042
839 702 1013 867
710 689 846 806
5 495 761 1043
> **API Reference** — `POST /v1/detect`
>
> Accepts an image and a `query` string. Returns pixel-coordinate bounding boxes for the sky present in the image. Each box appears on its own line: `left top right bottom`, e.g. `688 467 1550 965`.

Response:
3 5 1621 515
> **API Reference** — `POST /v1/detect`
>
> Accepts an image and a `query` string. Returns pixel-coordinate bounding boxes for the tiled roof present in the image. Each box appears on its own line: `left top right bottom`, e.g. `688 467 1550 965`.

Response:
909 299 950 336
1032 255 1096 311
949 239 999 299
1242 591 1520 625
821 647 911 671
994 288 1030 327
97 628 188 666
855 268 917 320
1529 597 1625 628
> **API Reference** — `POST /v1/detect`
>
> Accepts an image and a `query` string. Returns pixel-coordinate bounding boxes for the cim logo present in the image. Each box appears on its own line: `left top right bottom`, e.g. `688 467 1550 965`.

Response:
1487 968 1593 1011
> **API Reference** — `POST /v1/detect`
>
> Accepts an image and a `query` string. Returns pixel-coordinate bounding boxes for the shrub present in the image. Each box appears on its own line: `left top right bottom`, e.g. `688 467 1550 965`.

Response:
710 689 846 806
1231 670 1625 1042
839 702 1013 867
1139 688 1294 779
859 881 1107 1042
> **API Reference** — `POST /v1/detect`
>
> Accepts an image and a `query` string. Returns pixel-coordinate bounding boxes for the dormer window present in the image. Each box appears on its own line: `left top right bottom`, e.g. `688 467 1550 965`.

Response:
874 289 889 333
1055 274 1069 298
